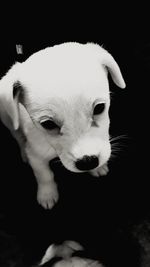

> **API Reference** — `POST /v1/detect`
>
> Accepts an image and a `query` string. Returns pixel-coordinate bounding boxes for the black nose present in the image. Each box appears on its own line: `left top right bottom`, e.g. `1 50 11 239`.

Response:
75 155 99 171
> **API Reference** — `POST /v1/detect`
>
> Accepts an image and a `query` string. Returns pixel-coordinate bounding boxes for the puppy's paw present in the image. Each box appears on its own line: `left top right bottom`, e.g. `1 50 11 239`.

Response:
89 163 109 177
37 182 59 209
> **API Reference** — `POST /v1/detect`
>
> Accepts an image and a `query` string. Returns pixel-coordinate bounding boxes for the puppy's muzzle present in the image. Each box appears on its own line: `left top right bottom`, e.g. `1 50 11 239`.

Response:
75 155 99 171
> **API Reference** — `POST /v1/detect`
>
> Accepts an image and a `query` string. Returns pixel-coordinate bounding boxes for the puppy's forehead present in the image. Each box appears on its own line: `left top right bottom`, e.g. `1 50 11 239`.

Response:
19 43 109 99
27 94 104 121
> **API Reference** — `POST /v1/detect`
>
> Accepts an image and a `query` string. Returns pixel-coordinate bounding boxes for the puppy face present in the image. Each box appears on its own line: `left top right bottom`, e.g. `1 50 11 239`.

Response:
24 93 111 173
0 43 125 172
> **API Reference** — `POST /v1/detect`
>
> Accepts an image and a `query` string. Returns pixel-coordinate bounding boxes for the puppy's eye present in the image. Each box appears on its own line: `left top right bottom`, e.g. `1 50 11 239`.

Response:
93 103 105 115
40 119 59 130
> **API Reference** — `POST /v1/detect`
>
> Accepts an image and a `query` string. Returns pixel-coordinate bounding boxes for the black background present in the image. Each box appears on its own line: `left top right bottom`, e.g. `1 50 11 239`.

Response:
0 9 150 267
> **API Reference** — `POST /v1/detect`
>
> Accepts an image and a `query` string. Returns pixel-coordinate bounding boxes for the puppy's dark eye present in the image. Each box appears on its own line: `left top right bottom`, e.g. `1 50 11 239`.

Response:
93 103 105 115
40 120 59 130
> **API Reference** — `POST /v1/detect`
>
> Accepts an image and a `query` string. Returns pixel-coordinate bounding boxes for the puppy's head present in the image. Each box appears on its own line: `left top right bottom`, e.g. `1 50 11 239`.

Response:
0 43 125 172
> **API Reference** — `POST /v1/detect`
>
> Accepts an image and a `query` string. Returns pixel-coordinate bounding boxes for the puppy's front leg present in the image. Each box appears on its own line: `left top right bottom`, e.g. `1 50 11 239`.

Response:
27 153 58 209
19 103 58 209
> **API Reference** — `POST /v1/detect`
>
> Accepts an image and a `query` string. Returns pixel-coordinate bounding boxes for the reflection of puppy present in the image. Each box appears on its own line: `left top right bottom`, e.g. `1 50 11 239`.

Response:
39 240 103 266
0 42 125 209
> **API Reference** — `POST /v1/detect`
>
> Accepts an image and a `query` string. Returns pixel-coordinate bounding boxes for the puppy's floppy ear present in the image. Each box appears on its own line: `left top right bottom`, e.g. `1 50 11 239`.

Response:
102 50 126 89
0 62 22 130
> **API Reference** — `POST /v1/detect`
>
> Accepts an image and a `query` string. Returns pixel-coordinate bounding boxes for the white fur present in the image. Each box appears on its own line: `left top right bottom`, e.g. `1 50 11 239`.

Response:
39 240 103 266
0 42 125 209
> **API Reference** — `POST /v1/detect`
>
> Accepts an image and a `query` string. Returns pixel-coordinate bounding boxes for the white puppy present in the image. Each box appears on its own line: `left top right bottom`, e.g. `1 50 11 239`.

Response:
0 42 125 209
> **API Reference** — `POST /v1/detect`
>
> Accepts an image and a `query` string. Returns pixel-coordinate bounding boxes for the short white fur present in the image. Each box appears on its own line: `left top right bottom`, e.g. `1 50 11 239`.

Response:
0 42 125 209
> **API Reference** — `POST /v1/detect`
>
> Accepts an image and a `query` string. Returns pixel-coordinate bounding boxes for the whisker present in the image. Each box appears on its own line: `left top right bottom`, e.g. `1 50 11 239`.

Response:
109 147 123 162
109 153 118 161
111 143 127 150
111 149 122 155
109 134 130 163
110 134 129 143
